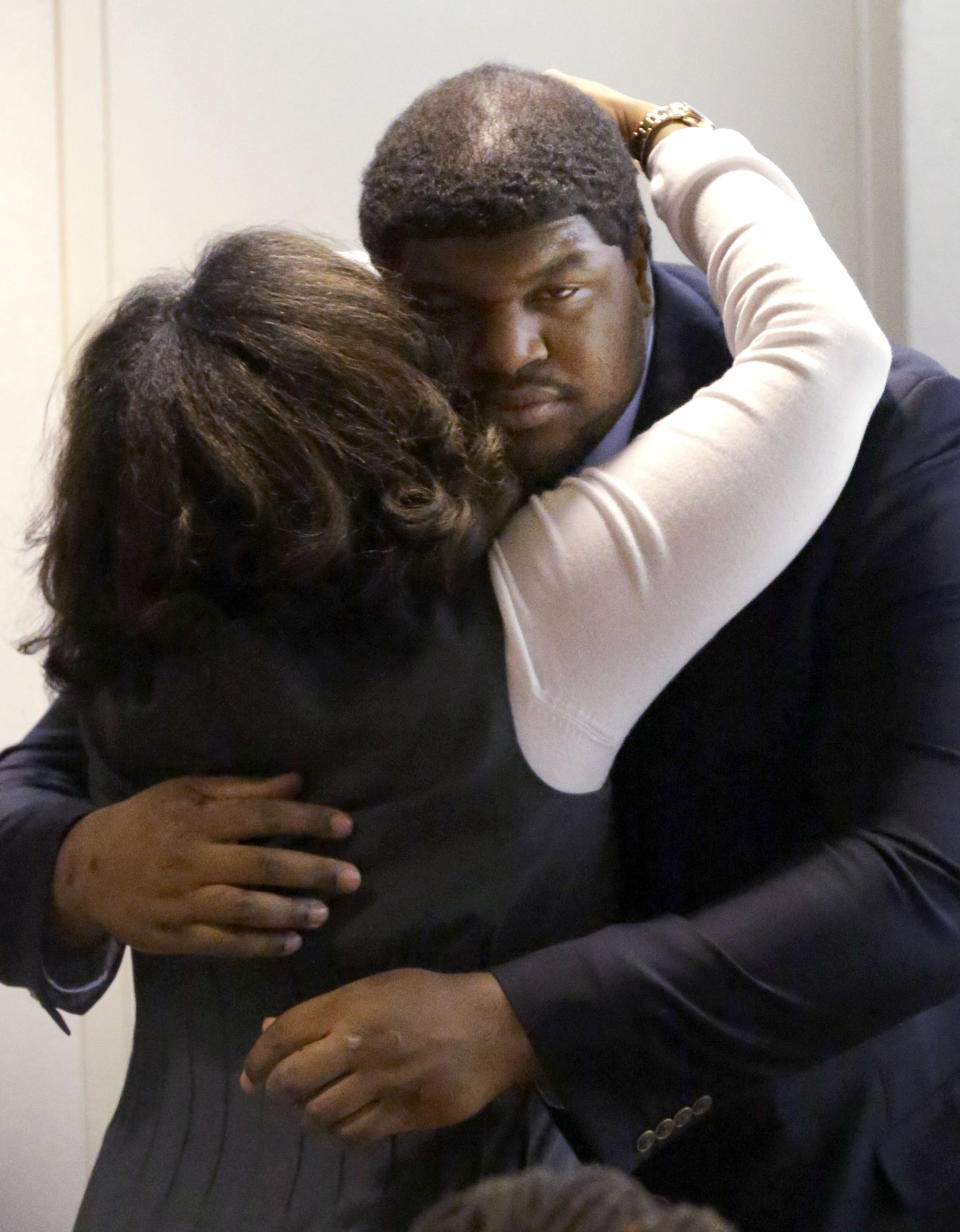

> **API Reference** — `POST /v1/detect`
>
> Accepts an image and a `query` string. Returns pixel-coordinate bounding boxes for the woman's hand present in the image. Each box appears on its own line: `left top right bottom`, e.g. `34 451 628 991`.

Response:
50 772 360 958
546 71 699 172
241 968 537 1143
544 69 659 149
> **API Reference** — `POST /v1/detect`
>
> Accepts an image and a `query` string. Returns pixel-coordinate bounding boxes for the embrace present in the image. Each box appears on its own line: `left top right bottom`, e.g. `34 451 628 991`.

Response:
2 65 959 1232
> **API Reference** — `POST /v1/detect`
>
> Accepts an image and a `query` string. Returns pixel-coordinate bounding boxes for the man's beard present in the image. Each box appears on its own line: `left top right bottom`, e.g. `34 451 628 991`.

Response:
509 438 588 493
449 380 588 494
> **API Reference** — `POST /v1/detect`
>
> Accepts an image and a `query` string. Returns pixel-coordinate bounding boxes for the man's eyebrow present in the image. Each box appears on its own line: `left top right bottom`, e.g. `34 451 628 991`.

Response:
406 250 593 298
534 251 592 281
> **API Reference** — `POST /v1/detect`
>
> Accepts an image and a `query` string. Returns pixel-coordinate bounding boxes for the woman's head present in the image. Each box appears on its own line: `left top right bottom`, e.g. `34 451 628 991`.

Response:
409 1166 737 1232
32 229 517 691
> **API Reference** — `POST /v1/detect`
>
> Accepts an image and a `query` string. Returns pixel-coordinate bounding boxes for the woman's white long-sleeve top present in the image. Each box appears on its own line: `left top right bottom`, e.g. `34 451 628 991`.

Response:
490 126 892 792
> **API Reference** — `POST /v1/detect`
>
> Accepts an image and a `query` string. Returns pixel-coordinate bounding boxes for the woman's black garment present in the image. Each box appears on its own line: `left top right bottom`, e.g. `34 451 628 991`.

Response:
74 581 616 1231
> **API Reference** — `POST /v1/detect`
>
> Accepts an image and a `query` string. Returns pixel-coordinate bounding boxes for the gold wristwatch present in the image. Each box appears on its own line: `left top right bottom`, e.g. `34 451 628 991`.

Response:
629 103 714 173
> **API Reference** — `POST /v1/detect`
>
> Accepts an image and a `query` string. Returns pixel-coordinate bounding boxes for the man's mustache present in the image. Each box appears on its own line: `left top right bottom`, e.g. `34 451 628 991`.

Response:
471 373 578 408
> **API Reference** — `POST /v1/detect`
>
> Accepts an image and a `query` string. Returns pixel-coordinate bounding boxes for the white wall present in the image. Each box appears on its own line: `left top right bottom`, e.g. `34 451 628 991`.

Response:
100 0 896 312
0 8 89 1229
902 0 960 373
0 2 906 1227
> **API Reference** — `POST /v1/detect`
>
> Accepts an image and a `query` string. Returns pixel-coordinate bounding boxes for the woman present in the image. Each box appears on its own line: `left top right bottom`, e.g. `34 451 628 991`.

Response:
408 1165 735 1232
32 90 888 1231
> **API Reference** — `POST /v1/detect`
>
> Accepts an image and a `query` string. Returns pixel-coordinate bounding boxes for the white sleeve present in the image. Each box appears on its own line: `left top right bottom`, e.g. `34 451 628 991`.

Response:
489 127 892 793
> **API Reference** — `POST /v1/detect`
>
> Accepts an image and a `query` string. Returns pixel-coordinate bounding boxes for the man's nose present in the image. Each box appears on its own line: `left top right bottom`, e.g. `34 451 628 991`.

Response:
473 305 547 378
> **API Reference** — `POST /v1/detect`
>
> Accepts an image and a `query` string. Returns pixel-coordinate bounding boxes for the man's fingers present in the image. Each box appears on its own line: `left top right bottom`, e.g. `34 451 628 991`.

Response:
169 923 303 960
264 1038 350 1105
188 884 330 932
243 994 335 1085
301 1073 377 1134
205 797 353 843
216 846 361 897
326 1098 391 1144
190 772 305 801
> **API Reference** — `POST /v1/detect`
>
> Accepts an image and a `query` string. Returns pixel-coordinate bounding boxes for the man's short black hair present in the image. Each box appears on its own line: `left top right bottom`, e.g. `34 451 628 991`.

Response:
360 64 649 268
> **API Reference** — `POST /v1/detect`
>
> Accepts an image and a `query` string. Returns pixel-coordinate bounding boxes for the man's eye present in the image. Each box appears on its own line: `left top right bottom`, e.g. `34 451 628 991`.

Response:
535 286 580 303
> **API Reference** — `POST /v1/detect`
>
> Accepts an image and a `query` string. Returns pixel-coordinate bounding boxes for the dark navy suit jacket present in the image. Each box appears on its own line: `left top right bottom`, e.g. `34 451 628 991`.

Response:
496 265 960 1231
4 264 960 1231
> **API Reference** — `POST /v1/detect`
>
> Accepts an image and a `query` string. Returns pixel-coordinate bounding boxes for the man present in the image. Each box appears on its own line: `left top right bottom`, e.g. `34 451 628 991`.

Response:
3 66 960 1232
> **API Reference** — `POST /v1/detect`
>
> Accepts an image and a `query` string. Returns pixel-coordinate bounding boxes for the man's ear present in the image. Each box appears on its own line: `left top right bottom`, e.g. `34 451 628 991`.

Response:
629 223 654 315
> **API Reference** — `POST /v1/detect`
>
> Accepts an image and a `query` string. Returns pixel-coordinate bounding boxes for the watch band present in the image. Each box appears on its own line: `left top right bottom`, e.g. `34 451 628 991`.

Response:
629 103 714 173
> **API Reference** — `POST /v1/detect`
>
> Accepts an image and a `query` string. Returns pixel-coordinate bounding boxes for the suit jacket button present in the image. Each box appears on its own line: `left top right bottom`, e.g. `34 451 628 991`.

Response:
636 1129 657 1154
655 1117 674 1140
692 1095 713 1117
674 1105 693 1128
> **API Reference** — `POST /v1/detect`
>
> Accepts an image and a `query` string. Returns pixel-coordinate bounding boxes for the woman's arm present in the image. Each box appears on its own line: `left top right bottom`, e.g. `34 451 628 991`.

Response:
491 115 891 792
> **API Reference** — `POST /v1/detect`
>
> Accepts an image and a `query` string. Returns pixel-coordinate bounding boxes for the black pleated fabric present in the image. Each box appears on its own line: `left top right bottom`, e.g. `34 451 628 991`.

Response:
75 579 615 1231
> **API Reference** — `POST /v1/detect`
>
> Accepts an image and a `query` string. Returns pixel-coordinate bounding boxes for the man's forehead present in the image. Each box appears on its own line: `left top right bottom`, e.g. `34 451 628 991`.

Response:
397 215 617 296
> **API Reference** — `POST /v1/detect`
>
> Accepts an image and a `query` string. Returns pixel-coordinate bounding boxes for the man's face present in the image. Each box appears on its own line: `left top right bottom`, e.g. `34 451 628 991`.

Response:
398 216 652 487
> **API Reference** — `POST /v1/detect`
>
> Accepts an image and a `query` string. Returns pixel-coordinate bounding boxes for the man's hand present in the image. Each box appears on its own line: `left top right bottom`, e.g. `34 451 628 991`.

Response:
241 968 538 1143
50 773 359 958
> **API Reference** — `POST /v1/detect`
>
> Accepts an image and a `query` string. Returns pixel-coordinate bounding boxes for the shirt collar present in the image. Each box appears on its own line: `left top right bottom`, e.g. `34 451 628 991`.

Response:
576 319 656 471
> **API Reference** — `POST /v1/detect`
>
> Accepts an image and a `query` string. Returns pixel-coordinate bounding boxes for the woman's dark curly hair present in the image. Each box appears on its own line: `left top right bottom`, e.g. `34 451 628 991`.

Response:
409 1166 737 1232
360 64 649 269
28 229 518 692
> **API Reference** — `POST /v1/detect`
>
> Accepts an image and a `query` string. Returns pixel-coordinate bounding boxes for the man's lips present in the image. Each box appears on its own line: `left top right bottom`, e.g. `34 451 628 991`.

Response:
484 388 572 431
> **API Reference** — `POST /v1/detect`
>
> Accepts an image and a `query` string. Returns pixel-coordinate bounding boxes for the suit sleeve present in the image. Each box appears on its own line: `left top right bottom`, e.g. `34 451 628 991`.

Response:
0 696 120 1030
493 358 960 1169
